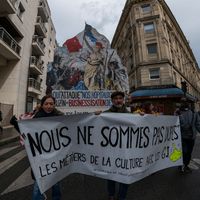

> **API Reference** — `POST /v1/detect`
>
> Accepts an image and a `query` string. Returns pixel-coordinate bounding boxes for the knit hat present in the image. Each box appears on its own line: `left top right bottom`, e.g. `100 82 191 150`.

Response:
111 91 125 99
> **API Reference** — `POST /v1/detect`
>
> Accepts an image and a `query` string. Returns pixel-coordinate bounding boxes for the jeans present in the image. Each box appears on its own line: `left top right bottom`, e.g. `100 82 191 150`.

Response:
182 138 195 166
32 181 61 200
107 180 129 200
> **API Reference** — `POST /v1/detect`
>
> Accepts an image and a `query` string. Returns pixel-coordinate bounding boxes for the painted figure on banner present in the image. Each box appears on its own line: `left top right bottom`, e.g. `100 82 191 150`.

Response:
46 24 129 113
46 24 129 93
84 42 104 90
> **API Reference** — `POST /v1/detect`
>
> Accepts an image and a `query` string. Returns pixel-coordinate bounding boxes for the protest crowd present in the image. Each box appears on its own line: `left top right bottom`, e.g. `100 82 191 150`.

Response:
9 91 200 200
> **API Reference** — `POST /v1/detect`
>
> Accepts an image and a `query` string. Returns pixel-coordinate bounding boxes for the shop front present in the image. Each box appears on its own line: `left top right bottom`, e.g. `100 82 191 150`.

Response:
130 87 196 115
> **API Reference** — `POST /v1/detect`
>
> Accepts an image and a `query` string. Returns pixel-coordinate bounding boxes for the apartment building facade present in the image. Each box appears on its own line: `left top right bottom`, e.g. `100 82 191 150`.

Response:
0 0 56 121
112 0 200 114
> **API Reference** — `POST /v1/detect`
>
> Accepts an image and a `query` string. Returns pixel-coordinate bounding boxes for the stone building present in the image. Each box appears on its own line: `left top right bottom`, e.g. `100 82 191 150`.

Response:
0 0 56 120
111 0 200 114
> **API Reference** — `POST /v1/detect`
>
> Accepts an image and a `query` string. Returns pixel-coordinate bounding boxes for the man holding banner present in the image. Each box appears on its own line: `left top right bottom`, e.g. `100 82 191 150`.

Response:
104 91 130 200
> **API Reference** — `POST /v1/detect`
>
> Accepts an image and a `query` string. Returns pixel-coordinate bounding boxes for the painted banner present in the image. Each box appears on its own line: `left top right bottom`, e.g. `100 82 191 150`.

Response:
46 24 129 113
52 90 113 114
18 114 182 193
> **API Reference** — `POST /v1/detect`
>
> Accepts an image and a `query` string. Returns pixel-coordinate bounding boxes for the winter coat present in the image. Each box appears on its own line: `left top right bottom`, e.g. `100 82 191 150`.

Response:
31 108 63 180
104 104 130 113
33 108 63 118
179 109 200 140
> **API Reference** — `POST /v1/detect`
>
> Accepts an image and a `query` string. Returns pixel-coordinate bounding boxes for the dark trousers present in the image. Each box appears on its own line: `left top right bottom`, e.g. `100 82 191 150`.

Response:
0 126 3 133
182 138 195 166
107 180 128 200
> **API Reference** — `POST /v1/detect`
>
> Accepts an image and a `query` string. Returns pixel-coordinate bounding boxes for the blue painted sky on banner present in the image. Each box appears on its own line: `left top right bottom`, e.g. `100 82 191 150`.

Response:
48 0 200 66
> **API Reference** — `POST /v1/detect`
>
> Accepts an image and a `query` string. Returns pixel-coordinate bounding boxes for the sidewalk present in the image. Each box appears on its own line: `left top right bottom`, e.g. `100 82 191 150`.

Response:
0 126 19 146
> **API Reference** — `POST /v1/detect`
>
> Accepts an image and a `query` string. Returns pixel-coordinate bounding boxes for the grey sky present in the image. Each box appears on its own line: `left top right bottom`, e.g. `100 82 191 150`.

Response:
48 0 200 66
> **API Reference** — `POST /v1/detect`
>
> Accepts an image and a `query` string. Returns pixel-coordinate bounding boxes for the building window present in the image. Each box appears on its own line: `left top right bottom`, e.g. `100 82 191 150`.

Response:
149 68 160 79
141 4 151 13
17 2 25 20
147 43 157 54
173 72 177 85
130 63 134 70
144 22 155 33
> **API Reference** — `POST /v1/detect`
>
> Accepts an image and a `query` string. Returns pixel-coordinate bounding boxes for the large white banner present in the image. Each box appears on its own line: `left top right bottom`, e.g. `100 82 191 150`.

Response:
18 114 182 193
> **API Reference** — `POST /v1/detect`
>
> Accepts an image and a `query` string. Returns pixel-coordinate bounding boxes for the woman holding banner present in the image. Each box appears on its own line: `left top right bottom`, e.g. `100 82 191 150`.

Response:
31 94 63 200
10 95 63 200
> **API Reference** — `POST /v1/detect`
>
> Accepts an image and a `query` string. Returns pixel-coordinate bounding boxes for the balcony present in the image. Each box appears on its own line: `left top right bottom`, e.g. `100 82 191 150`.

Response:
35 16 47 37
32 35 45 56
0 0 16 14
38 0 49 22
0 26 21 60
28 78 41 95
30 56 44 75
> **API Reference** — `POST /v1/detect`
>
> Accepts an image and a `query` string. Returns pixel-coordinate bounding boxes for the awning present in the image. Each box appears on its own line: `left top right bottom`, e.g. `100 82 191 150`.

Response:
131 87 196 101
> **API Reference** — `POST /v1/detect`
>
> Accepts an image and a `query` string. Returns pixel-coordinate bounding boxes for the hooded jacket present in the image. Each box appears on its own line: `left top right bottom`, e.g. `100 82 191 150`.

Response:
179 109 200 139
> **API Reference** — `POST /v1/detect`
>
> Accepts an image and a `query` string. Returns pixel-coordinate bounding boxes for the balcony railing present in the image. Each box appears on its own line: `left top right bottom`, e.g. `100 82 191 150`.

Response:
0 0 16 14
28 78 41 91
30 56 44 72
0 26 21 55
38 0 49 22
36 16 47 34
32 35 45 51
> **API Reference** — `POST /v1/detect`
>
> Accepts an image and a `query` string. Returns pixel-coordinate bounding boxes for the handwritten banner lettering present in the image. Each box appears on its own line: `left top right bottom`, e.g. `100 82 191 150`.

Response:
18 113 182 193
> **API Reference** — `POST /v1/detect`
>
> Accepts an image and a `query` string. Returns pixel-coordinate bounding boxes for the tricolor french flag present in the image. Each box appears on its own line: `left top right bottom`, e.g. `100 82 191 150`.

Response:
63 36 82 53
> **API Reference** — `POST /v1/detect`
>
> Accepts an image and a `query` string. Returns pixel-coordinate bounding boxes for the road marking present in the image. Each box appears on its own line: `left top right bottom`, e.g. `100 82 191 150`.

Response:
188 161 199 170
0 150 26 174
1 167 34 195
192 158 200 165
0 145 20 157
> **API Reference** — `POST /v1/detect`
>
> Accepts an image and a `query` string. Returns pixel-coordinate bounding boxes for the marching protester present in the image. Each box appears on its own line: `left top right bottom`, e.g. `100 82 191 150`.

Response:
31 94 63 200
132 104 145 115
0 110 3 133
132 103 160 115
10 94 63 200
179 102 200 173
96 91 130 200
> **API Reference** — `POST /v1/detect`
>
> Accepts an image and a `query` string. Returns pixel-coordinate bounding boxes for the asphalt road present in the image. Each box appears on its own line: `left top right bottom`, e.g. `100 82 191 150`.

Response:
0 136 200 200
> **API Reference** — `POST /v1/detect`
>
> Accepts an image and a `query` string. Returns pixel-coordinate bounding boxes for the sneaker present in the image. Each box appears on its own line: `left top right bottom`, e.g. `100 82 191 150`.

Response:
178 165 185 173
184 166 192 173
178 165 192 174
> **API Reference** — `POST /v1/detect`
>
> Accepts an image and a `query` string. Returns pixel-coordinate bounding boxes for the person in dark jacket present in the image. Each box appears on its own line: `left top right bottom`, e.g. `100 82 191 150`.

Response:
31 95 63 200
10 95 63 200
0 110 3 133
179 102 200 173
105 91 130 200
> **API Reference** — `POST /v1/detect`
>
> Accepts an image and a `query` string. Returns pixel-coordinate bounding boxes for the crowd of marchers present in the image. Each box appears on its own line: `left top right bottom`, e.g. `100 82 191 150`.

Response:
6 91 200 200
